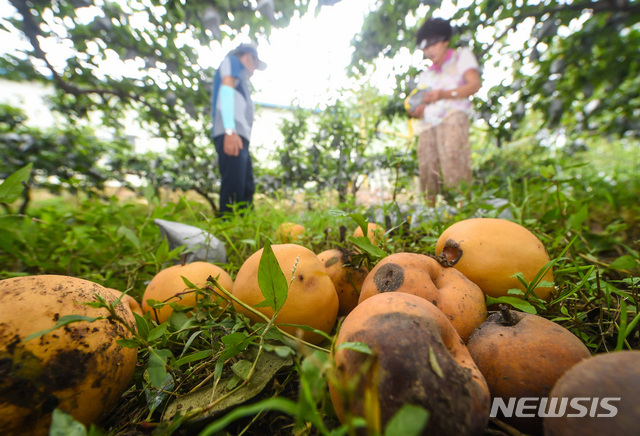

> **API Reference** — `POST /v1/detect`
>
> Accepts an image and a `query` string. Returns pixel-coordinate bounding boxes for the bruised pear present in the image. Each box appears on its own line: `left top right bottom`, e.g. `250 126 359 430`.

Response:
544 351 640 436
353 222 386 246
467 307 590 434
317 248 369 316
330 292 490 435
358 252 486 342
276 222 305 243
435 218 555 301
233 244 338 345
0 275 137 435
142 261 233 324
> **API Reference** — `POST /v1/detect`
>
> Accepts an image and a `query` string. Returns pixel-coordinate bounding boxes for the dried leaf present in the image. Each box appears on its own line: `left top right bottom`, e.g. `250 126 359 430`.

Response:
164 347 293 423
429 346 443 379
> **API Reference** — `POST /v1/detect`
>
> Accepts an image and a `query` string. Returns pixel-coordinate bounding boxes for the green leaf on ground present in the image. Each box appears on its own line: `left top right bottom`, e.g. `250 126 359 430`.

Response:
384 404 429 436
258 239 289 313
609 255 638 271
148 349 173 389
336 341 373 355
0 163 32 204
49 409 87 436
486 296 537 314
348 236 387 259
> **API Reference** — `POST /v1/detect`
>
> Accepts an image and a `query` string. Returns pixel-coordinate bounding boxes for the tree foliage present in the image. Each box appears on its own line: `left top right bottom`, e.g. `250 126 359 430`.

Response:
2 0 639 208
0 0 317 209
1 0 313 137
272 85 417 206
0 103 133 213
351 0 640 142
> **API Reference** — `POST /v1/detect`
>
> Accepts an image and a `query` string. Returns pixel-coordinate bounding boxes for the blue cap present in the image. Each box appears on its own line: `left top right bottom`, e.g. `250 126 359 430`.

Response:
230 43 267 70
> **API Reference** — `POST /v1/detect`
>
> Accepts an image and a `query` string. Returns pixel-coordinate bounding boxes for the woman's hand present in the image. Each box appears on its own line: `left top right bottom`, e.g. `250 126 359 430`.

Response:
422 89 444 104
409 104 426 119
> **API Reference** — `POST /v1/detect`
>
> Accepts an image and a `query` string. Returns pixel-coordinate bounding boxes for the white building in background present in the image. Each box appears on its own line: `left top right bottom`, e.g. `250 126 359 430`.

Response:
0 79 404 204
0 78 290 162
0 80 57 127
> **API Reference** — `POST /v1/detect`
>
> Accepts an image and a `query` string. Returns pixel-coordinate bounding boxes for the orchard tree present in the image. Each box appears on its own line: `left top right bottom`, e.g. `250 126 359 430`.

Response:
2 0 317 134
0 103 133 213
273 84 417 205
350 0 640 143
0 0 326 210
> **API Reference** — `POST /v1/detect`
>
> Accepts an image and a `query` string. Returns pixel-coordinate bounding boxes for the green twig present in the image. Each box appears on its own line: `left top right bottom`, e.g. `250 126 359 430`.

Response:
205 277 330 354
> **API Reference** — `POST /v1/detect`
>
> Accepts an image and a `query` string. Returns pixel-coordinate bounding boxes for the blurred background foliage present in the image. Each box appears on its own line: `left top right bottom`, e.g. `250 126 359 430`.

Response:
1 2 639 435
1 0 639 213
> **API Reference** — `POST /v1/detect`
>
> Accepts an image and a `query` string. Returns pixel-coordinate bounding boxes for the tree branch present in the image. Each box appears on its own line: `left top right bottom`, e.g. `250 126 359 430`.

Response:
193 186 218 214
8 0 185 139
481 0 640 56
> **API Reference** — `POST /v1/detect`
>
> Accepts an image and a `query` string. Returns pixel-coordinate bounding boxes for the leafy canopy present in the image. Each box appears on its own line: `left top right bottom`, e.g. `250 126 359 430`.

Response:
0 0 320 210
350 0 640 141
1 0 318 137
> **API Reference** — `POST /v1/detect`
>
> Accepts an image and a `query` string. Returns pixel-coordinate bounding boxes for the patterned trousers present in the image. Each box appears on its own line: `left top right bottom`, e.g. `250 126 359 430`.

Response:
417 110 472 203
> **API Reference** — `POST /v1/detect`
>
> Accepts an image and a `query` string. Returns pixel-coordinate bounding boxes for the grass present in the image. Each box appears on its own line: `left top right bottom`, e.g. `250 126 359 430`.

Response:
1 137 639 435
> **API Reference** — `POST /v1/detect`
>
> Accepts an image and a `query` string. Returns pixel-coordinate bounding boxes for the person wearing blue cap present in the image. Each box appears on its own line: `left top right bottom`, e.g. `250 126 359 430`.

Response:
211 43 267 216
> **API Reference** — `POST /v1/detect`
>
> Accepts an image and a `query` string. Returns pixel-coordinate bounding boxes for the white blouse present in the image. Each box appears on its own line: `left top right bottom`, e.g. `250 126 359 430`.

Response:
416 47 480 130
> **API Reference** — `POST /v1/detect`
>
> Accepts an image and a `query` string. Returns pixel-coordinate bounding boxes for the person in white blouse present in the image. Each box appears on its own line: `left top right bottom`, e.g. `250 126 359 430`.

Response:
406 18 482 206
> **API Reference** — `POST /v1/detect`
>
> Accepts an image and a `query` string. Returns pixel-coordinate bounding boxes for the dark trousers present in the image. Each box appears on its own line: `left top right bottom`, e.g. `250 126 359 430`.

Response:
214 135 255 215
